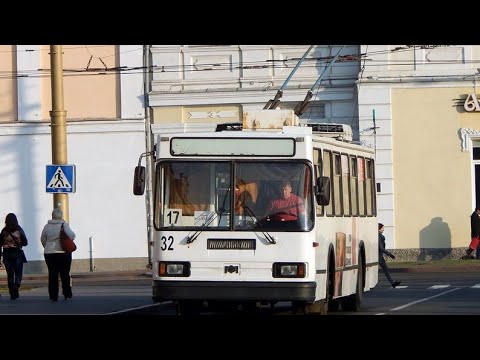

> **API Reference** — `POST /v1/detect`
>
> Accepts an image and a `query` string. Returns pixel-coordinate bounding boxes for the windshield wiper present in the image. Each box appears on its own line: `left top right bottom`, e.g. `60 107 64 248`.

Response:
216 186 230 226
186 210 223 244
187 186 231 244
243 205 276 244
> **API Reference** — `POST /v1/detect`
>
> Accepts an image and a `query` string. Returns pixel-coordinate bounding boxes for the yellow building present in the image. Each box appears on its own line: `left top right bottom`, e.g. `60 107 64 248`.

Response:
359 45 480 260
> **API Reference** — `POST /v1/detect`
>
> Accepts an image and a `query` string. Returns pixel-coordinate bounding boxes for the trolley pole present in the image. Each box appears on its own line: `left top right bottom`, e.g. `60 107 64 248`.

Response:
49 45 69 221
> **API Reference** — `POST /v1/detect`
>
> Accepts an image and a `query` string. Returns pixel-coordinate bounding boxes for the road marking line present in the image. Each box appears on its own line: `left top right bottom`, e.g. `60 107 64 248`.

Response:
472 284 480 288
375 312 386 315
389 287 461 311
429 285 450 289
103 302 164 315
395 286 408 289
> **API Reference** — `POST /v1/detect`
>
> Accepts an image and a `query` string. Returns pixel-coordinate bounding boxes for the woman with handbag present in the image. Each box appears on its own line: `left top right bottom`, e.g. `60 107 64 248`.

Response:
40 207 76 302
0 213 28 300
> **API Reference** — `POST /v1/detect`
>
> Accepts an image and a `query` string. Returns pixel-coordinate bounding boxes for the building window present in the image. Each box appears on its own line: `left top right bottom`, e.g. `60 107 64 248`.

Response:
473 142 480 160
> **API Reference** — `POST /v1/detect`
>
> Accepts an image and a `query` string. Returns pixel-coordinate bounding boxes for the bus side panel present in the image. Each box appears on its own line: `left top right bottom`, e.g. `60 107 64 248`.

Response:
314 216 378 301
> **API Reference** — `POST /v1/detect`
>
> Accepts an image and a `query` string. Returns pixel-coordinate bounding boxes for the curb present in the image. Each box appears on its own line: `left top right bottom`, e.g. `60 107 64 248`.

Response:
389 265 480 273
72 271 152 279
19 271 152 282
6 264 480 280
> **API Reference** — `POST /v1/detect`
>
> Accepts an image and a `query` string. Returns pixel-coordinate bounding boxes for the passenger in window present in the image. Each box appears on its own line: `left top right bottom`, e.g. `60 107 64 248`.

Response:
234 179 258 215
378 223 401 288
266 180 305 222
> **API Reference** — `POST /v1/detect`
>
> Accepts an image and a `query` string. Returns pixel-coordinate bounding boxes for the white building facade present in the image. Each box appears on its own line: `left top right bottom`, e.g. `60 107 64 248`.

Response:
0 45 148 272
148 45 361 133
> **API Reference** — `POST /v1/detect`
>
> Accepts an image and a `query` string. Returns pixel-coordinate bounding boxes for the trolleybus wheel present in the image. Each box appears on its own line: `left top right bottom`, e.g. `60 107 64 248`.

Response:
341 253 363 311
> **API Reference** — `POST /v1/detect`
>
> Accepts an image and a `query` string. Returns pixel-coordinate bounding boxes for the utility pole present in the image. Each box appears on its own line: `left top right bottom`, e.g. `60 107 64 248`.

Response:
373 109 377 160
49 45 69 221
143 45 154 269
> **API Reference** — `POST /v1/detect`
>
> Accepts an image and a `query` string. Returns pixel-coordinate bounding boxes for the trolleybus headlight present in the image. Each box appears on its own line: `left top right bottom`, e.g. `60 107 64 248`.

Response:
272 262 306 278
158 261 191 277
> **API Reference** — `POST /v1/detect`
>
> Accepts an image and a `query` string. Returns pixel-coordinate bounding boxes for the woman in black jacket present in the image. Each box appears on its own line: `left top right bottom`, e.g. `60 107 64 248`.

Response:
0 213 28 300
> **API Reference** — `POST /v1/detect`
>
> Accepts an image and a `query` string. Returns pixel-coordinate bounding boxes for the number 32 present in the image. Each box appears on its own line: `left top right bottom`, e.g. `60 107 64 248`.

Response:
160 236 174 251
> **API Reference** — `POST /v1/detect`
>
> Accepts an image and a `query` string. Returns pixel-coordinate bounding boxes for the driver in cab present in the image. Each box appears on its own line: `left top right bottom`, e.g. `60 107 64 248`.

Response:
266 180 305 222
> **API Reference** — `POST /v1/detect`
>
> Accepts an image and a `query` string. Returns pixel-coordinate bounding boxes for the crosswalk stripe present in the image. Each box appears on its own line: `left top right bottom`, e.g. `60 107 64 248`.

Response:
380 284 480 289
429 285 450 289
390 287 461 311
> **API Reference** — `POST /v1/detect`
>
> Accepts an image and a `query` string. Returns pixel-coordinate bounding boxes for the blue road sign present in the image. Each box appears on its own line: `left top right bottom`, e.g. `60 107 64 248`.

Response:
46 165 76 193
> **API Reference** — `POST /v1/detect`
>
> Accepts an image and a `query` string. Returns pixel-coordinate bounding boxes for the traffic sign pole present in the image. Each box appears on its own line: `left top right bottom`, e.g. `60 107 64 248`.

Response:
49 45 69 222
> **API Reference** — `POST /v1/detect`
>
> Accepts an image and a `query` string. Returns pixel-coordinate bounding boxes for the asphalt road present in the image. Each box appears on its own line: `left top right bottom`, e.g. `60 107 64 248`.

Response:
2 268 480 315
0 276 153 315
130 270 480 315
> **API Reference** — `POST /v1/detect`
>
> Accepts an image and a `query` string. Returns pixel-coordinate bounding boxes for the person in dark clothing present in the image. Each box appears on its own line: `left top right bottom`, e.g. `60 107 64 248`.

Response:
461 207 480 259
378 223 401 288
0 213 28 300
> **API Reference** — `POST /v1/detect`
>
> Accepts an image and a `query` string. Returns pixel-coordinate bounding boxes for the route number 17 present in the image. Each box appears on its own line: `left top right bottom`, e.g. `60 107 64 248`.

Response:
165 209 182 226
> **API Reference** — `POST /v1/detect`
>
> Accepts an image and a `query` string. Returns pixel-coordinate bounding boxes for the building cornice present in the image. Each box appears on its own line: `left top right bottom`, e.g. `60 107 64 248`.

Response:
149 87 355 107
358 79 480 89
0 120 145 136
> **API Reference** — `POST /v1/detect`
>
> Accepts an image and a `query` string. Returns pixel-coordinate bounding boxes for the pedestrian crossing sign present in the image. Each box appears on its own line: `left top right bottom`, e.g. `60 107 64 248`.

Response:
46 165 76 193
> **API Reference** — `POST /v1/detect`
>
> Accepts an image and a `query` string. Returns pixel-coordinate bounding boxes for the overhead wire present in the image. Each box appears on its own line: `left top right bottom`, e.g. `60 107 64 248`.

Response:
0 45 478 81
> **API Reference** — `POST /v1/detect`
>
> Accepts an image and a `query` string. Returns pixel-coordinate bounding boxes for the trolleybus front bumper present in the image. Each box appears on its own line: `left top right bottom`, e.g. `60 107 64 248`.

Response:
152 280 316 303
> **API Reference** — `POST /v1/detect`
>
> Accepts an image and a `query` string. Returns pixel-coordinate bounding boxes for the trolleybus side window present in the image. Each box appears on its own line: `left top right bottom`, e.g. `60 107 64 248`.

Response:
350 155 358 216
313 149 324 217
357 157 366 216
341 153 351 216
324 150 334 216
366 158 375 216
333 152 342 216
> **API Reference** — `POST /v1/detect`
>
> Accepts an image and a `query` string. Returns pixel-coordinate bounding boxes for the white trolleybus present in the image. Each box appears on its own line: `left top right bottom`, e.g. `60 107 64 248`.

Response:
133 110 378 315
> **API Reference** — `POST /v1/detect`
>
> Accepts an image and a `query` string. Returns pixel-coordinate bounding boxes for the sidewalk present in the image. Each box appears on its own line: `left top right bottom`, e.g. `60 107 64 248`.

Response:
0 269 153 285
388 259 480 273
0 260 476 284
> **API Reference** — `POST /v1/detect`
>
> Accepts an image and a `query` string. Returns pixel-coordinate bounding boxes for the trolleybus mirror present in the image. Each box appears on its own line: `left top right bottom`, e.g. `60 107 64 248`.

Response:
133 166 146 195
316 176 330 206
